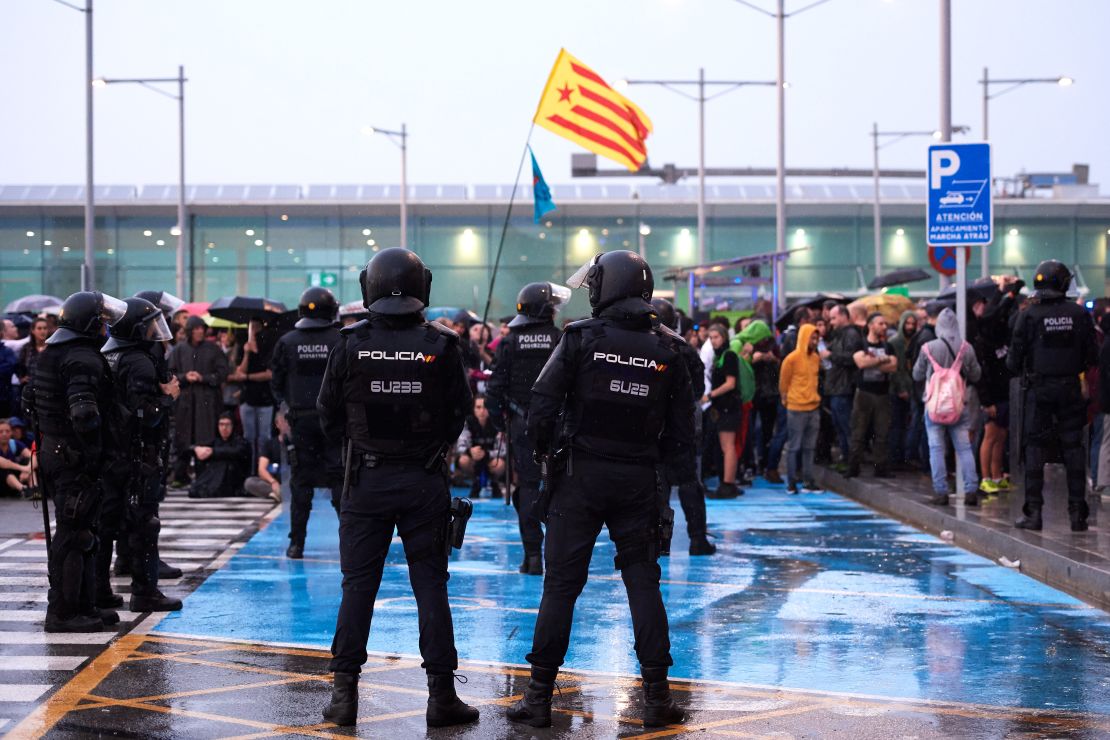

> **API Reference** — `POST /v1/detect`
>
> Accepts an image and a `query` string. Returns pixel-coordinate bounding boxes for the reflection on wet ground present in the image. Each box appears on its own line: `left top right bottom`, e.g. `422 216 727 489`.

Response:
16 482 1110 737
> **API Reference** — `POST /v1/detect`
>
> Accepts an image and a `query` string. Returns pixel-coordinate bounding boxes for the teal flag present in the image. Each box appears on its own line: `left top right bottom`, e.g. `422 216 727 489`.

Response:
530 148 557 224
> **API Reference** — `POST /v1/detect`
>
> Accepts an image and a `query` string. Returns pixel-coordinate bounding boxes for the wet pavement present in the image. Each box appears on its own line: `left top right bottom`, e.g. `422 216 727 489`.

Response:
8 481 1110 738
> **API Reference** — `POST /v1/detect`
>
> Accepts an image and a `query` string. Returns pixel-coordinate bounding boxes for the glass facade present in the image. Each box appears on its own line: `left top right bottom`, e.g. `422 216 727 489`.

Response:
2 200 1108 316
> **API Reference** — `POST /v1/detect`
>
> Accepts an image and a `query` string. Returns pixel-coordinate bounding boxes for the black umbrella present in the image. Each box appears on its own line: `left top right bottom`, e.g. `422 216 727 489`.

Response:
4 294 64 314
937 277 998 303
774 293 850 332
207 296 288 325
868 268 932 290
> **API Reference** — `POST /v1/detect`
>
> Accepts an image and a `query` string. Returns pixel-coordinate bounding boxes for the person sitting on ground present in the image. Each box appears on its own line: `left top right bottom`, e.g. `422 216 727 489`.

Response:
189 413 253 498
8 416 33 448
912 308 982 507
780 323 822 494
0 418 33 497
455 394 506 498
244 407 290 503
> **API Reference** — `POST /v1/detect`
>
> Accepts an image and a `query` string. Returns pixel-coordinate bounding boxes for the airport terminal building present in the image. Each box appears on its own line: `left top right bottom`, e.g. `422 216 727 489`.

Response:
1 182 1108 316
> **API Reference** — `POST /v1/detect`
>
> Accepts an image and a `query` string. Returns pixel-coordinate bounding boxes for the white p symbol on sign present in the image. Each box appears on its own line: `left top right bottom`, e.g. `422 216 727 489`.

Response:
930 150 961 189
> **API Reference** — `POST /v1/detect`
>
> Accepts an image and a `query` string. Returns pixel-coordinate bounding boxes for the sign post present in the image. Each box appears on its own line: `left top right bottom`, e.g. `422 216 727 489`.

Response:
927 142 993 341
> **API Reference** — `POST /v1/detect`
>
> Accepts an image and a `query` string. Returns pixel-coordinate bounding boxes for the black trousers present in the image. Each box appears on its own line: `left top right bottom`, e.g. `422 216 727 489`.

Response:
675 480 708 539
329 462 458 676
1023 379 1088 519
98 461 163 597
288 412 343 543
41 440 100 620
526 455 672 673
510 414 544 556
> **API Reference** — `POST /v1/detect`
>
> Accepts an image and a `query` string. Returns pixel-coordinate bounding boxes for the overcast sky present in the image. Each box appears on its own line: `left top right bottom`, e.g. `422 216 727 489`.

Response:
4 0 1107 189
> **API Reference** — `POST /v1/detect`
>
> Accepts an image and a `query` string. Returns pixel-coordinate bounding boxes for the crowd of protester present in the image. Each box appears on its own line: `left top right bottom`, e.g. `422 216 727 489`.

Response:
2 272 1107 509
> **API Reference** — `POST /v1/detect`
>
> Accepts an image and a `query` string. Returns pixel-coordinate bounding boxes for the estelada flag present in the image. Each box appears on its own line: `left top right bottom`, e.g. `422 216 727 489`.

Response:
533 49 653 172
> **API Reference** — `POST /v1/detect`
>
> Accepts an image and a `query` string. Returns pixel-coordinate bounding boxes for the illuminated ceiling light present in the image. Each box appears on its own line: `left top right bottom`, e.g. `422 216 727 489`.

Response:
170 226 181 236
711 265 723 272
601 228 609 236
255 239 265 246
622 240 630 247
280 214 289 221
1008 228 1019 236
639 224 651 236
367 239 376 246
896 228 905 236
43 240 52 246
245 229 255 236
616 218 624 225
107 248 115 255
545 221 553 228
22 249 29 255
212 256 219 263
62 246 70 252
287 248 295 254
578 228 589 237
156 239 166 246
538 232 546 240
25 231 34 237
795 228 806 236
207 241 215 248
372 245 380 252
143 230 152 236
680 228 691 236
362 228 372 236
265 246 273 252
294 257 301 263
520 255 528 261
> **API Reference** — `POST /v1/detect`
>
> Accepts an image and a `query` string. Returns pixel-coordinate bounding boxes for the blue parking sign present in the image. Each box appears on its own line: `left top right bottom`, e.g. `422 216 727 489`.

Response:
926 143 992 246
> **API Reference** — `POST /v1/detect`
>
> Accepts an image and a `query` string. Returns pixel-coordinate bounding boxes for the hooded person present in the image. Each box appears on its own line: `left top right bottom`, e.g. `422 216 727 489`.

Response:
167 315 230 485
888 310 918 466
912 308 982 506
738 318 785 483
778 323 821 492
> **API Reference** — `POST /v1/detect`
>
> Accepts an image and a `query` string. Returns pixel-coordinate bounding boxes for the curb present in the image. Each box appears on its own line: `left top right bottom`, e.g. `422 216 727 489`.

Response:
814 467 1110 611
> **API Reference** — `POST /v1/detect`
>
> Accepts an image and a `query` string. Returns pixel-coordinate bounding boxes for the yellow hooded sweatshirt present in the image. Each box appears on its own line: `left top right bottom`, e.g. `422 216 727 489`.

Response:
778 323 821 412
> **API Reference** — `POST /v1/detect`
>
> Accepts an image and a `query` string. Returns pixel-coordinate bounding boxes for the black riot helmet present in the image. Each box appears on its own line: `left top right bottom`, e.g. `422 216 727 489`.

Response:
1033 259 1072 301
359 247 432 315
103 297 173 352
295 287 338 329
508 282 572 328
650 298 677 330
134 290 186 319
568 250 654 313
48 291 128 345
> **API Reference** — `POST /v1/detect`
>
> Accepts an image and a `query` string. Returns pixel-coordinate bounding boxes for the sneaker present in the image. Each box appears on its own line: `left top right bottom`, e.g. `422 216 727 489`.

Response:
979 479 1000 495
803 480 822 492
787 480 800 495
929 493 950 506
764 469 784 485
996 478 1012 491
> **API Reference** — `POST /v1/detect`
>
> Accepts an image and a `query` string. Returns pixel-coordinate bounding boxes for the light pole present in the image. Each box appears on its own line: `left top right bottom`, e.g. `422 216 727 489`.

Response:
731 0 838 317
979 68 1073 278
618 71 775 268
871 124 967 276
638 223 651 260
362 124 409 249
94 67 189 298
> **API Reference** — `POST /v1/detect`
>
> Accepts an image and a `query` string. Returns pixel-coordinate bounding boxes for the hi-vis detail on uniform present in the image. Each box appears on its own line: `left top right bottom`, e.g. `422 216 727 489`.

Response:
927 142 993 246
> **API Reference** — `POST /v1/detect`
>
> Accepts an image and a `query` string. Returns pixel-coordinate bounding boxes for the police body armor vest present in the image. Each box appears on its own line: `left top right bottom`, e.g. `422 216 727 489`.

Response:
1026 300 1088 377
280 326 341 410
566 319 679 460
30 341 107 438
104 347 165 450
508 324 561 408
342 322 456 457
465 416 498 451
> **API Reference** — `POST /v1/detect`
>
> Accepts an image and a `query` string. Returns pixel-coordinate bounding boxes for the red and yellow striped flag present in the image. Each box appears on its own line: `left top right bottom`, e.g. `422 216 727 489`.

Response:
533 49 653 172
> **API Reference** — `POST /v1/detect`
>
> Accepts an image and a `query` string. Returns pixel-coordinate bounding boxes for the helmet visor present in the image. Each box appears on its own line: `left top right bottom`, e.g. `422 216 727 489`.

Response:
549 283 572 310
566 256 599 290
99 294 129 326
158 292 186 316
143 313 174 343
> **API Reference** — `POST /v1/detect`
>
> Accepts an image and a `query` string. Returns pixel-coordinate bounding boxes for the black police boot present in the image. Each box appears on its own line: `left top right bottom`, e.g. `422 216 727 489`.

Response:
519 554 543 576
130 590 183 612
44 612 102 633
1071 515 1089 532
506 668 555 728
96 590 124 609
426 674 479 728
95 608 120 626
286 540 305 559
321 671 358 726
158 559 183 579
1015 511 1043 531
113 559 131 577
689 536 716 556
642 667 685 728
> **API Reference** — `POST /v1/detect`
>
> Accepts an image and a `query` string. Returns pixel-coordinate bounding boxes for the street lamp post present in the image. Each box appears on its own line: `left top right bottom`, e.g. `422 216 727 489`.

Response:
362 125 409 249
95 67 189 297
979 68 1073 278
638 223 651 260
619 71 775 268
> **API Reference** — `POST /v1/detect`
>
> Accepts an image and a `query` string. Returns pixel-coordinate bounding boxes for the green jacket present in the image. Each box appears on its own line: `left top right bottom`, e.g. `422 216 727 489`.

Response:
728 336 757 404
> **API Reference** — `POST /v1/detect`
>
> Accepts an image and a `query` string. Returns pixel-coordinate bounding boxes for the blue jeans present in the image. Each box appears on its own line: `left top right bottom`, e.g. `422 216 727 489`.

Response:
829 394 854 461
240 403 274 467
786 410 820 483
924 410 978 495
906 398 929 467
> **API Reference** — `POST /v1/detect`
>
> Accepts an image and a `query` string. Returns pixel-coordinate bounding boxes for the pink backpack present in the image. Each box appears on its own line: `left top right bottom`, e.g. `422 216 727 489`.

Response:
923 342 966 425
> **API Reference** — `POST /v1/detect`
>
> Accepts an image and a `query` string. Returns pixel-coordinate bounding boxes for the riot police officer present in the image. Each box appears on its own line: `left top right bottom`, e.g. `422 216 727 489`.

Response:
270 287 343 559
1008 260 1097 531
508 251 693 729
25 291 126 632
486 281 568 575
651 298 715 556
317 248 478 728
100 298 183 612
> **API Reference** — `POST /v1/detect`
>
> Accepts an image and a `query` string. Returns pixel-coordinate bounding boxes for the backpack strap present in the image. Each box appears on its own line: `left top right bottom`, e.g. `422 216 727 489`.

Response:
922 344 942 372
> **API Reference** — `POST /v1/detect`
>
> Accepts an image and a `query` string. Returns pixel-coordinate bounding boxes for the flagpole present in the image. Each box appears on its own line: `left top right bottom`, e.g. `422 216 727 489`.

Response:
481 123 536 327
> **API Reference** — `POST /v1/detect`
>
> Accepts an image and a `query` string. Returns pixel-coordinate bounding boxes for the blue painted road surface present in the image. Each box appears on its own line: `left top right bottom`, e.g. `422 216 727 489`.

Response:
157 481 1110 716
